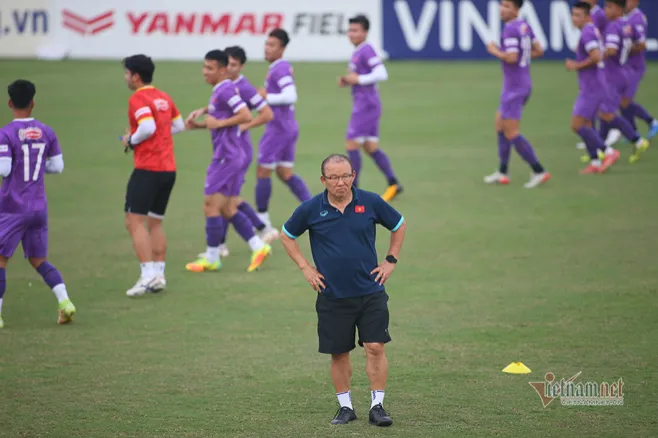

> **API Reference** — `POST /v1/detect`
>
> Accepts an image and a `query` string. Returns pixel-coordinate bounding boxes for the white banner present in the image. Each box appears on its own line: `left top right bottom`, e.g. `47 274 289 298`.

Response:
0 0 382 61
0 0 51 57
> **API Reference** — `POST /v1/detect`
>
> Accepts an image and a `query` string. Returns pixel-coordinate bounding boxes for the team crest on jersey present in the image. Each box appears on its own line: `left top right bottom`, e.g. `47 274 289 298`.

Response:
623 25 632 35
153 98 170 112
18 127 42 141
520 23 528 34
208 103 216 113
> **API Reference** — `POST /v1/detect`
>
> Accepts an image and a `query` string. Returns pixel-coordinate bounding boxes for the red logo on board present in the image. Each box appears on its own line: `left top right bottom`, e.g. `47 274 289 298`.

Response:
355 205 365 213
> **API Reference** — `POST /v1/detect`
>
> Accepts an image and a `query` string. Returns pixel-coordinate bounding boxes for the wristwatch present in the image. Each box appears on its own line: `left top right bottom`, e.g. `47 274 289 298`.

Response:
385 255 398 264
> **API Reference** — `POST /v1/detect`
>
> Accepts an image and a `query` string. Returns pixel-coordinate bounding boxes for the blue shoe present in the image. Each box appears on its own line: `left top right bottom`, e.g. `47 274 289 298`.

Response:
647 121 658 140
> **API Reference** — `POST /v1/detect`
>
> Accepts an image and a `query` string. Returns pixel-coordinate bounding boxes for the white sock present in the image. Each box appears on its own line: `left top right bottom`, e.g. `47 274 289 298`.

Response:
591 159 602 167
336 391 353 409
140 262 154 279
605 146 616 155
247 236 265 252
371 390 385 408
154 262 165 276
256 212 271 228
52 284 69 302
0 297 3 314
206 246 220 263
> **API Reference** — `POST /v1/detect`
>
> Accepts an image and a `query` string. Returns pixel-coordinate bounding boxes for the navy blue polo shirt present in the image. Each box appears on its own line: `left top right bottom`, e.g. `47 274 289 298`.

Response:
282 187 404 299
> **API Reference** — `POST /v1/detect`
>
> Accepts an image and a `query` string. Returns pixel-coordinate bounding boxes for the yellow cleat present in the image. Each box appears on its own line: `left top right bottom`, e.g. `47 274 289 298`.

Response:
57 299 76 325
381 184 403 202
629 139 649 164
247 244 272 272
580 150 605 163
186 257 221 273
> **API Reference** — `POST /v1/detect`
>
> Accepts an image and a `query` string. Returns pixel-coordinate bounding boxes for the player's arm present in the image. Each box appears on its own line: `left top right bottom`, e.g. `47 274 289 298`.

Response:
372 197 406 259
488 39 519 64
0 136 11 177
170 102 185 134
355 54 389 85
42 128 64 174
128 100 157 146
280 203 312 269
631 25 647 54
266 76 297 105
242 101 274 131
205 95 252 129
604 32 620 58
573 41 602 70
531 40 544 59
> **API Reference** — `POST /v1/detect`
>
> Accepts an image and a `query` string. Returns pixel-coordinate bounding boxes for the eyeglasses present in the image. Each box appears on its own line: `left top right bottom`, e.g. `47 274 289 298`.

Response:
323 174 354 183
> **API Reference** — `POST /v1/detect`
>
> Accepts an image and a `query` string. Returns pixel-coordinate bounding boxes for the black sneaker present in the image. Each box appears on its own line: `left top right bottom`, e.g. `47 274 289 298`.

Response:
331 406 357 425
369 404 392 427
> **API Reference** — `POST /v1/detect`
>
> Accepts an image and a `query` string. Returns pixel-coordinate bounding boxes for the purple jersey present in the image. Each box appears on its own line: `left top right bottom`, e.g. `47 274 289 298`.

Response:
208 80 247 161
500 19 536 92
349 42 383 110
0 118 61 213
604 17 633 82
577 23 606 93
233 75 267 151
626 8 647 73
265 59 298 133
591 5 608 35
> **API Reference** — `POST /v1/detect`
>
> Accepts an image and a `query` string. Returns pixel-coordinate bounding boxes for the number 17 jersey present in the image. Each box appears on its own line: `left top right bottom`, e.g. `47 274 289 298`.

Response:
0 118 61 213
500 19 536 93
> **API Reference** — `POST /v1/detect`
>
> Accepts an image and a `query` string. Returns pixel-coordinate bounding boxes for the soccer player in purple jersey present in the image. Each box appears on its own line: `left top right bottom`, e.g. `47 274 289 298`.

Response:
0 80 76 328
484 0 550 188
574 0 623 151
339 15 403 202
188 46 280 261
621 0 658 139
254 29 312 231
599 0 649 164
184 50 272 273
566 2 621 174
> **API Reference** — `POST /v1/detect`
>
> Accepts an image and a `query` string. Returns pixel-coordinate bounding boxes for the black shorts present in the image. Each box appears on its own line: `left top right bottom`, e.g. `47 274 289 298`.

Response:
316 291 391 355
124 169 176 218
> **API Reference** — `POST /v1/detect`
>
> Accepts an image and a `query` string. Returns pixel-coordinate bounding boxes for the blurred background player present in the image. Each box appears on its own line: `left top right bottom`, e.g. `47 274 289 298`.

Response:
598 0 649 164
621 0 658 139
185 50 271 273
339 15 403 202
575 0 622 151
188 46 279 261
566 2 620 174
121 54 185 297
0 80 76 328
484 0 550 188
254 29 312 231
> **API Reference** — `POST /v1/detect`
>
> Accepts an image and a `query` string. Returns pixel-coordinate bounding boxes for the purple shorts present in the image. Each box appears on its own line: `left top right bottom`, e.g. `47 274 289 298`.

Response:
623 69 644 100
499 89 532 120
257 127 298 169
204 156 245 197
572 91 603 121
0 211 48 258
346 106 381 142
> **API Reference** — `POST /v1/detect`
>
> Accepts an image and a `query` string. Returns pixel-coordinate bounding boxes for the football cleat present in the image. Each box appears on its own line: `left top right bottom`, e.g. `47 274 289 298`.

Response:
484 171 510 185
186 257 221 273
524 172 551 188
247 244 272 272
381 184 403 202
57 299 76 324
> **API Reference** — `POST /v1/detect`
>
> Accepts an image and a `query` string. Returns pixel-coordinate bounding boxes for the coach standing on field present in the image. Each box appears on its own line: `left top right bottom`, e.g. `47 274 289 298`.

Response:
280 154 406 427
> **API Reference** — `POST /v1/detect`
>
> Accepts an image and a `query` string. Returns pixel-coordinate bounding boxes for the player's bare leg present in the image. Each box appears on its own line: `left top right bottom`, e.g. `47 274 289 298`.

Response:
362 140 401 202
484 111 511 185
221 196 271 272
0 256 7 328
599 111 649 163
345 139 363 187
125 213 159 296
330 353 357 425
147 216 167 292
276 164 312 204
364 343 392 426
27 257 75 324
503 119 550 189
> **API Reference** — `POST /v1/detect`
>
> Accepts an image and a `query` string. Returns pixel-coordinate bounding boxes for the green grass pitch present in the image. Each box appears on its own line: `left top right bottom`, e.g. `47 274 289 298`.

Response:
0 59 657 437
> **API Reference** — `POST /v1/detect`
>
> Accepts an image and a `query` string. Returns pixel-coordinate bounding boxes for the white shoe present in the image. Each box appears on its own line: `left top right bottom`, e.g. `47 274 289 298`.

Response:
149 276 166 293
126 277 154 297
260 226 280 244
576 142 586 150
524 172 551 189
484 171 510 185
605 129 621 147
197 245 230 259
